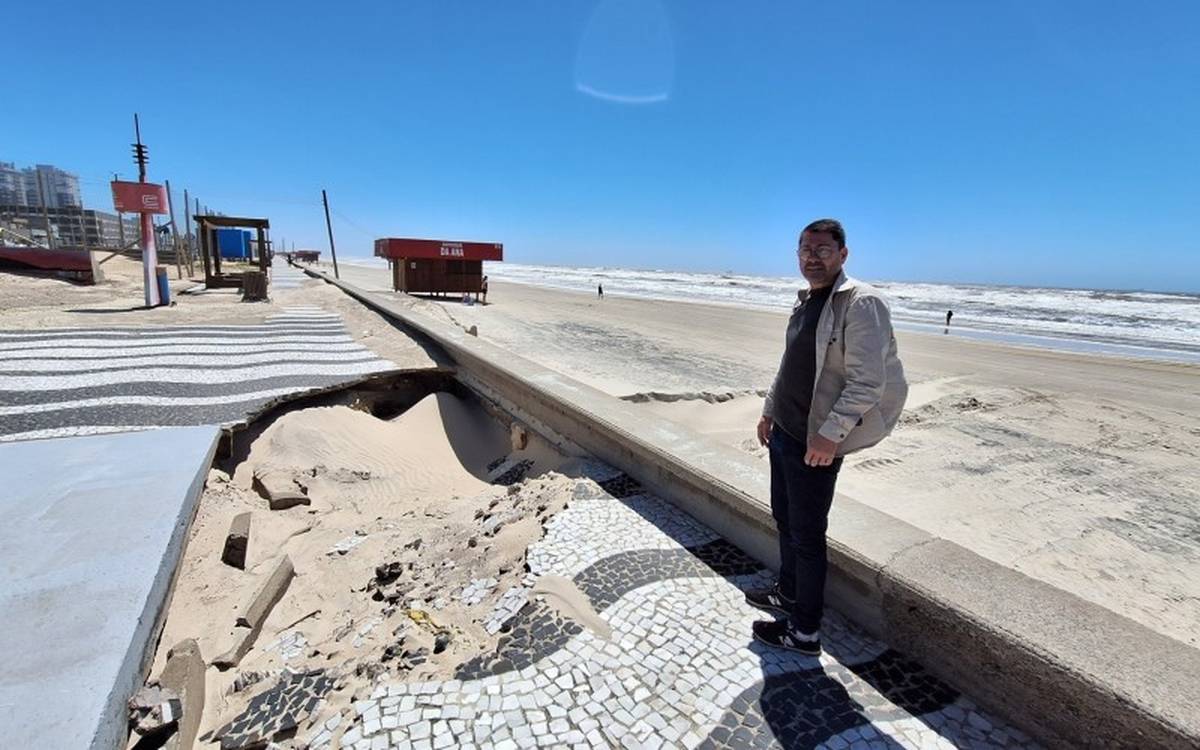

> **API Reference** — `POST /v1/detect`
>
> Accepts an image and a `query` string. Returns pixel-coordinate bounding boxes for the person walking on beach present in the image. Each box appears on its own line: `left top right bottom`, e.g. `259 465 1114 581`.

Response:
945 309 953 327
749 218 907 656
598 283 604 299
481 275 489 304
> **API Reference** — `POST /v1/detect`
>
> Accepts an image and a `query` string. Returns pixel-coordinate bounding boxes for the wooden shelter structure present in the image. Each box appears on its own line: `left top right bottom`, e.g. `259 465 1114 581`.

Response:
195 214 270 288
374 238 503 297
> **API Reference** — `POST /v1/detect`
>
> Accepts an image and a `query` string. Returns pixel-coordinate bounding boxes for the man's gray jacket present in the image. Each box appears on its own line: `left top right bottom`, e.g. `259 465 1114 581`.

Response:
763 270 908 456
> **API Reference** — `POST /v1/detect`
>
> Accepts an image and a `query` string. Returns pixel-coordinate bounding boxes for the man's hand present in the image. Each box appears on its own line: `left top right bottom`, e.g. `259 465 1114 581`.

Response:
757 416 773 447
805 434 839 466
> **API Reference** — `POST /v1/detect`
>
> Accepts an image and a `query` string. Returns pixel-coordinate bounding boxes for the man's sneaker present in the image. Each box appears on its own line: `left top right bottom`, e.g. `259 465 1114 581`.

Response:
744 584 794 617
752 619 821 656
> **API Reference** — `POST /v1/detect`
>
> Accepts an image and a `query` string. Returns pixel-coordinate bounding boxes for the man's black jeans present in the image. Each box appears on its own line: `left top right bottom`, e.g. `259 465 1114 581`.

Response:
768 423 843 634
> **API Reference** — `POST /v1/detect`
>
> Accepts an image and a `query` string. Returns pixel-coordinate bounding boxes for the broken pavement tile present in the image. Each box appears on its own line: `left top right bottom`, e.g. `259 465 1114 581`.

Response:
252 468 310 510
213 669 334 750
128 684 182 739
159 639 206 750
221 512 251 569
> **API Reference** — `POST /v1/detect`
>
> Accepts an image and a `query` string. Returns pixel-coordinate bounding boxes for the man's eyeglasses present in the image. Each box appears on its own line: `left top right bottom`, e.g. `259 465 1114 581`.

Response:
797 246 838 260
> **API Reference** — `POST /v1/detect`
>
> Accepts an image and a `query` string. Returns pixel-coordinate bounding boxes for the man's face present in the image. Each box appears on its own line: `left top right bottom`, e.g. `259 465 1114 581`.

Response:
797 230 848 287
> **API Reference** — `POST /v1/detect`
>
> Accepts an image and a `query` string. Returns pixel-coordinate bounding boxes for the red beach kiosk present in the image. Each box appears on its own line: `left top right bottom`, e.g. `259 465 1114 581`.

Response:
374 238 503 297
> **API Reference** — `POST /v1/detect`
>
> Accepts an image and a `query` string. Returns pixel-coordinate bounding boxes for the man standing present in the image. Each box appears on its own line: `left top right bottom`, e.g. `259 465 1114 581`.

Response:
749 219 907 656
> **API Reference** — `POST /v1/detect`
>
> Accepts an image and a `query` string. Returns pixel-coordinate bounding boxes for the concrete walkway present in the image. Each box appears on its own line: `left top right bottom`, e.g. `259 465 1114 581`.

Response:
0 426 219 749
271 258 316 290
0 306 396 443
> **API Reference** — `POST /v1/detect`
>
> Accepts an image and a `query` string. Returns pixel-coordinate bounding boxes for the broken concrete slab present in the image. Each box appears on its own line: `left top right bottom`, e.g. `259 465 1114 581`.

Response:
128 684 182 739
214 556 295 671
237 556 295 629
222 512 252 569
158 639 205 750
0 426 219 750
252 468 310 510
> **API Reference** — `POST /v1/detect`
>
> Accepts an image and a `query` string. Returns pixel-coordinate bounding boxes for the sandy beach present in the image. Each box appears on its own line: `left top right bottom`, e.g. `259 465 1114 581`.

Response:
329 263 1200 649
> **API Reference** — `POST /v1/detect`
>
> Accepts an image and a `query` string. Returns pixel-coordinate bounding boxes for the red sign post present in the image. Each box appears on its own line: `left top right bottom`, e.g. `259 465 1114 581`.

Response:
111 181 169 214
115 114 165 307
111 180 166 307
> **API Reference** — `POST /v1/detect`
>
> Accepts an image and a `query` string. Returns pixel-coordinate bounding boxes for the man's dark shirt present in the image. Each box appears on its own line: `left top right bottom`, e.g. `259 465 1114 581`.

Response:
774 284 835 440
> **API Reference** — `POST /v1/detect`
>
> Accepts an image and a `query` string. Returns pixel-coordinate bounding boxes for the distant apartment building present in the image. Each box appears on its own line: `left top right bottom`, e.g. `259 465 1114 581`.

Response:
0 204 140 248
0 162 24 206
0 161 82 209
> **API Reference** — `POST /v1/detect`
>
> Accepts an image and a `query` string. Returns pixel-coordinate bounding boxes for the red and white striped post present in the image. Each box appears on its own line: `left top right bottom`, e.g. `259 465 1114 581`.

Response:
111 114 168 307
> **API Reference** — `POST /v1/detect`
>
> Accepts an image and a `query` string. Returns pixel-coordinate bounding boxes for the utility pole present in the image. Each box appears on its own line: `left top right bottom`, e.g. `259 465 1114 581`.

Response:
322 188 339 279
183 188 193 276
114 173 126 249
36 171 54 249
132 113 161 307
165 179 182 279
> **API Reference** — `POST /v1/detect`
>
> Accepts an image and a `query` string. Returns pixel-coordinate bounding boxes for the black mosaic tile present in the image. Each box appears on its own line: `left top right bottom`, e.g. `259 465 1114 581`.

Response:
699 650 959 749
597 472 643 499
493 459 535 486
214 669 334 750
453 601 583 680
576 543 764 612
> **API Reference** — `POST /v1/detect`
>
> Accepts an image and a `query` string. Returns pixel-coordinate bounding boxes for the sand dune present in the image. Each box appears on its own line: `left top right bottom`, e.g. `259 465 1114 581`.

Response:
152 391 570 747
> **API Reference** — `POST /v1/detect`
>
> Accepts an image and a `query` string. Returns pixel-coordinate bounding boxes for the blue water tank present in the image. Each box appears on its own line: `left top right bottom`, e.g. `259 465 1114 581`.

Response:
217 229 252 259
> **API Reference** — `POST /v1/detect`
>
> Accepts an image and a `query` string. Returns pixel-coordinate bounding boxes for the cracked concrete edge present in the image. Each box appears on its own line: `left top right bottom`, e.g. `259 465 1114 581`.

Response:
98 426 221 750
305 267 1200 748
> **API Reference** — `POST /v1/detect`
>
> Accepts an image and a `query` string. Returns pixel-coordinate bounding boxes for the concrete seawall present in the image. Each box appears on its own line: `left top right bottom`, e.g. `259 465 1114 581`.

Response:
302 266 1200 749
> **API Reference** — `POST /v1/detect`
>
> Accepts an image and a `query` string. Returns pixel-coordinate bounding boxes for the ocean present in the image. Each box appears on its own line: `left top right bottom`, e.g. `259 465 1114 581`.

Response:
340 258 1200 364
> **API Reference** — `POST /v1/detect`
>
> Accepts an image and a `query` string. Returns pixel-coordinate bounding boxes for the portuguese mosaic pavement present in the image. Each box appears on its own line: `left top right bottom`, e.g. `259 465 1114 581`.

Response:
0 306 395 443
322 462 1041 750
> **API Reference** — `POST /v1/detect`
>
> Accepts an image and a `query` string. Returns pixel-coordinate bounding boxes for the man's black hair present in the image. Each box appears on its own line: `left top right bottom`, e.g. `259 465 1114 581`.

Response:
801 219 846 249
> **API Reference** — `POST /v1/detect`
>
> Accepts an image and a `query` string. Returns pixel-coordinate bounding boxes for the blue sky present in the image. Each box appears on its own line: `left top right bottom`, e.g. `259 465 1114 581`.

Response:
5 1 1199 291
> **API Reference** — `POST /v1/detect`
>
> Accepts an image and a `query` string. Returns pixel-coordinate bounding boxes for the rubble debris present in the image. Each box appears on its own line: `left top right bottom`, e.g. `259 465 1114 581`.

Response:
484 586 531 634
380 637 430 670
237 556 295 629
459 577 499 606
128 685 181 740
325 534 367 556
509 422 529 451
354 662 389 680
480 508 521 536
351 617 383 648
213 629 255 671
158 639 206 750
213 669 334 750
231 670 275 694
264 630 308 661
221 512 251 569
252 468 310 510
433 631 452 654
301 712 343 750
277 609 320 632
372 562 404 586
215 556 295 670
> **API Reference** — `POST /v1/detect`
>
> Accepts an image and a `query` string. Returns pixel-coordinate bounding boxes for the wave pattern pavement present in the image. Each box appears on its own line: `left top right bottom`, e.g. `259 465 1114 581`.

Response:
332 465 1040 750
0 307 396 443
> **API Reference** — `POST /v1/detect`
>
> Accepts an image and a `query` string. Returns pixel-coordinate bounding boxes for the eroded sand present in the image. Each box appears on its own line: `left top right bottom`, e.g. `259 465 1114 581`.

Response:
148 392 574 747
